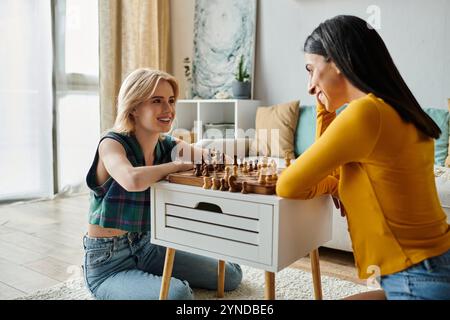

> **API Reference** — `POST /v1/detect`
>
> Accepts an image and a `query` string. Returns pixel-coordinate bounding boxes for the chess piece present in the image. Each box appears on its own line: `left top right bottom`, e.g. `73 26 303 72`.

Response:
215 150 220 162
224 166 231 181
285 151 292 167
202 177 212 189
233 155 238 167
242 162 248 174
228 175 240 192
262 156 269 168
258 173 265 185
207 149 213 163
233 165 238 177
241 181 248 194
202 165 210 177
248 161 253 172
211 178 220 190
220 178 228 191
195 163 202 177
259 167 267 185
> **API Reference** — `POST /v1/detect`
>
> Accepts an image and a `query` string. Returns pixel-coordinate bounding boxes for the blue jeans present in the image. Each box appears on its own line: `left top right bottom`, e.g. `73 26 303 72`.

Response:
82 232 243 300
380 249 450 300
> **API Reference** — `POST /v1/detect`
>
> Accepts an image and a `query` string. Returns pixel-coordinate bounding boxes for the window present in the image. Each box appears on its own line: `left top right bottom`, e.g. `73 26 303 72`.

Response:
1 0 99 201
54 0 100 193
0 1 54 201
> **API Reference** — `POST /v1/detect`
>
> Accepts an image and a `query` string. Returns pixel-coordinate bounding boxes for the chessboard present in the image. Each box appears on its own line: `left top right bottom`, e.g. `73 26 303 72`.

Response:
167 155 284 195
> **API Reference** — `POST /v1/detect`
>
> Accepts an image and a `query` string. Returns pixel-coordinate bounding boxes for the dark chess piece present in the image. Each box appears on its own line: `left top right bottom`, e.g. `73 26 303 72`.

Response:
202 165 210 177
241 181 248 194
195 163 202 177
220 178 228 191
228 175 240 193
233 155 238 167
211 178 220 190
201 154 206 167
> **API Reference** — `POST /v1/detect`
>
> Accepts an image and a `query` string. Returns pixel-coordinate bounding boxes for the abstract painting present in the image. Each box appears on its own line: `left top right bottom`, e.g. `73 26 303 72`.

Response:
192 0 257 99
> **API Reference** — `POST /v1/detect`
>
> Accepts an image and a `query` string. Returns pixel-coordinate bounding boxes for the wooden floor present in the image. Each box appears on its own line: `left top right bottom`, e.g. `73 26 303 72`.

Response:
0 194 360 299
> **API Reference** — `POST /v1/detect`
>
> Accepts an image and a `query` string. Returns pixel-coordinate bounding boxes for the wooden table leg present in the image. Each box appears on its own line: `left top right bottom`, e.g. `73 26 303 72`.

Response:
159 247 176 300
310 248 323 300
264 271 275 300
217 260 225 298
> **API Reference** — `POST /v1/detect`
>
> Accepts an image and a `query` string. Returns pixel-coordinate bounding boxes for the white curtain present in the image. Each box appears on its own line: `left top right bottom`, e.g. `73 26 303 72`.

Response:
0 0 54 200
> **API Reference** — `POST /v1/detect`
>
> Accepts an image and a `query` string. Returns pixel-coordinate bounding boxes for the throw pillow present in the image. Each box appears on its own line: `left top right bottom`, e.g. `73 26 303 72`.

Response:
294 103 348 157
294 105 316 157
249 101 300 158
424 107 449 166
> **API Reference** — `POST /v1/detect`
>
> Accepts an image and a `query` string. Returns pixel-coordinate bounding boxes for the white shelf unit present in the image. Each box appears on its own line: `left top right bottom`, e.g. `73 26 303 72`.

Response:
174 99 261 142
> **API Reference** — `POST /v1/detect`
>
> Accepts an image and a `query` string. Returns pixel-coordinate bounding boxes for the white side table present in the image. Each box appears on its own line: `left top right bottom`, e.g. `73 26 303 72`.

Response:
151 181 333 300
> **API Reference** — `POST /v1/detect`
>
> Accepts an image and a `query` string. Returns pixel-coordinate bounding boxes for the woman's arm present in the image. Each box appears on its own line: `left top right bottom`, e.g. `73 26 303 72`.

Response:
173 138 210 163
173 138 234 164
276 100 381 199
316 101 341 181
274 101 340 200
99 139 192 192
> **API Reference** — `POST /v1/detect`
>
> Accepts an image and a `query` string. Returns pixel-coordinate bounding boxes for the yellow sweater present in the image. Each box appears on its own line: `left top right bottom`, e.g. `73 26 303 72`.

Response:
276 93 450 279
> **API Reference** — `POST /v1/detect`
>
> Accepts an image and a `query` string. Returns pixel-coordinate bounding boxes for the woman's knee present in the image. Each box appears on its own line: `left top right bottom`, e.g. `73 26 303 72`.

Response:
168 279 194 300
224 263 243 291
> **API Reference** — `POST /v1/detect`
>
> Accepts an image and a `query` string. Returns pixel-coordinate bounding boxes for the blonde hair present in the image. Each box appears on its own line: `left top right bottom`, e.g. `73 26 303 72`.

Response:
112 68 179 134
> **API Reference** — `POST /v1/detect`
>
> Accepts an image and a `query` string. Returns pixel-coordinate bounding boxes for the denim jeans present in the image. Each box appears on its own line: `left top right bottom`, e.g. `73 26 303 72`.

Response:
82 232 243 300
380 249 450 300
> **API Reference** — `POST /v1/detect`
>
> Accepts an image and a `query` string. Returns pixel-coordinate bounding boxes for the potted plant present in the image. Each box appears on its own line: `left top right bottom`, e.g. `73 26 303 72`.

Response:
232 55 251 99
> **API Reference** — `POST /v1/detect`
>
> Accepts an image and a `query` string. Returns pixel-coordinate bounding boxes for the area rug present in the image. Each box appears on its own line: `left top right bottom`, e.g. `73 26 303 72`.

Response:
15 266 369 300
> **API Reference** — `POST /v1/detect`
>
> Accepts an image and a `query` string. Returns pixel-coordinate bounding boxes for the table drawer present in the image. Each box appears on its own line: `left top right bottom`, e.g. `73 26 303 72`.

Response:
153 189 273 266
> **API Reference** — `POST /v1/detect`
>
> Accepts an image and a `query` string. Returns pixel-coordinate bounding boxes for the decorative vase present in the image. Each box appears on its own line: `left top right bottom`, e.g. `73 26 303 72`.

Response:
232 80 251 99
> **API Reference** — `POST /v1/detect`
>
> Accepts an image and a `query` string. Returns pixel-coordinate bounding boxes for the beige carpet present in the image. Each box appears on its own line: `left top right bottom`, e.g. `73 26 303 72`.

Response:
15 265 369 300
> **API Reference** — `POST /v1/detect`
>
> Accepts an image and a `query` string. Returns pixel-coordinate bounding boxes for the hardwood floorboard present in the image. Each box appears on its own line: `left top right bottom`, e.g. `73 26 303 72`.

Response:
0 193 360 299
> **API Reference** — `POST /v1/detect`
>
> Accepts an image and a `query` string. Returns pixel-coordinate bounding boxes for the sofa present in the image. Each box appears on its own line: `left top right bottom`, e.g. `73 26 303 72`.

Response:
196 103 450 252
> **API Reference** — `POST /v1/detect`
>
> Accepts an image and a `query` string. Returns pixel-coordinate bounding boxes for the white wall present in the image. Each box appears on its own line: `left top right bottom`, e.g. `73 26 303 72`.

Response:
171 0 450 109
170 0 195 99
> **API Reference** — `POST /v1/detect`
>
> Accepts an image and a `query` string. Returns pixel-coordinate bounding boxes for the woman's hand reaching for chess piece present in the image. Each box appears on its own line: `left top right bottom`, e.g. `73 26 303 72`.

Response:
172 160 194 173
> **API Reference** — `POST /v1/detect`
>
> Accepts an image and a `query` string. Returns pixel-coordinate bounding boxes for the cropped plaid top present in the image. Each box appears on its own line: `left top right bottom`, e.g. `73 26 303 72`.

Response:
86 132 177 232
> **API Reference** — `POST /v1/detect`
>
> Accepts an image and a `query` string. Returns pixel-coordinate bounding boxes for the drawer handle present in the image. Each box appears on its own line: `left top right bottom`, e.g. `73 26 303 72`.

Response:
195 202 223 213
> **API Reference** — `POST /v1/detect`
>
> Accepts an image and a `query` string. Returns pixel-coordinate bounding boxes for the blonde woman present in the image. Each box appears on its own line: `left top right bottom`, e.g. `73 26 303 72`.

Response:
83 68 242 300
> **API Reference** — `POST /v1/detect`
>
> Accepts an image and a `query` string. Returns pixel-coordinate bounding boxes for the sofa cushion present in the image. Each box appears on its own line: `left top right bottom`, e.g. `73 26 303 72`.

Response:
249 100 300 158
294 105 316 157
294 104 347 157
424 108 449 166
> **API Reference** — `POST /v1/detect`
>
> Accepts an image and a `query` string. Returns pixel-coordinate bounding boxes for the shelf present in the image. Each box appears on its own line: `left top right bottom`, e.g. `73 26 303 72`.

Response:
173 99 261 143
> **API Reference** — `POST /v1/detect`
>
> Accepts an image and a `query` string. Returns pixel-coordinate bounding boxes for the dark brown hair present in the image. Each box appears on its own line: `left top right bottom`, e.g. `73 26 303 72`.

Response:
304 15 441 139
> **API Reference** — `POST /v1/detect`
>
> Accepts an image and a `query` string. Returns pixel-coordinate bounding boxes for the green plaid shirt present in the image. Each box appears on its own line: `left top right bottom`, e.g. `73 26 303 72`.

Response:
86 132 176 232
